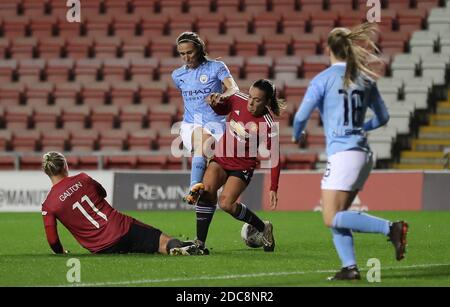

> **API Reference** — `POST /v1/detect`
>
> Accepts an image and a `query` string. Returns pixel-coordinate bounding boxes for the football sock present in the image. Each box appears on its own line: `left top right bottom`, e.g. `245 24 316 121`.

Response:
190 156 207 188
333 211 390 236
196 201 216 243
331 228 357 268
233 203 265 232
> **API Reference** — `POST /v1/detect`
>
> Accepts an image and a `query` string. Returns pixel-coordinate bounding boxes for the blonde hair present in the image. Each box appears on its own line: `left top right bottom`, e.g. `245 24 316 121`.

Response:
327 22 381 89
42 151 67 177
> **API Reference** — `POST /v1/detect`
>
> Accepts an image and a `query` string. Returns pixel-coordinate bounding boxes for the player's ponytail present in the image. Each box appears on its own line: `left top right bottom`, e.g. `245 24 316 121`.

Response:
328 22 381 89
176 32 208 64
42 151 67 177
252 79 286 117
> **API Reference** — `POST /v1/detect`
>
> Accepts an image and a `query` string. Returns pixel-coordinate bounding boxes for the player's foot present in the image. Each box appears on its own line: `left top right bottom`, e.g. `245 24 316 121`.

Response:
328 266 361 281
388 221 409 261
169 244 205 256
183 183 205 205
181 239 210 255
261 221 275 252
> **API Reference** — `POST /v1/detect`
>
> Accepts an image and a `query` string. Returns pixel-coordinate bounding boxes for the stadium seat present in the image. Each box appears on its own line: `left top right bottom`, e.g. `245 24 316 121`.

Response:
284 79 310 106
131 0 157 15
75 59 101 83
205 34 234 58
166 156 185 170
141 14 168 36
136 155 167 169
397 9 426 33
120 104 148 131
81 82 110 107
302 55 329 79
20 156 43 170
281 11 308 34
379 32 410 56
292 33 320 56
91 105 119 130
196 14 225 37
416 0 441 12
218 56 244 79
159 0 186 15
224 12 252 36
41 130 70 152
148 104 177 130
110 81 138 106
385 0 411 10
70 129 99 152
38 37 65 60
104 0 131 15
215 0 243 14
391 54 420 81
273 56 302 81
94 36 121 59
0 60 17 84
78 155 100 169
57 16 82 39
328 0 355 11
234 34 263 56
25 82 54 107
263 34 291 57
0 0 20 18
130 58 158 83
139 81 167 105
310 11 338 37
33 106 61 131
159 58 182 83
0 38 10 60
253 12 281 36
30 16 57 39
121 36 150 59
22 0 49 17
46 59 74 83
0 83 25 107
409 31 438 56
271 0 297 12
99 130 128 151
11 37 38 60
166 83 184 108
149 36 177 58
0 130 11 152
284 152 318 170
66 37 94 60
85 15 113 38
338 9 366 28
168 14 196 36
243 0 268 13
18 59 45 83
244 56 273 80
103 58 129 82
12 130 40 152
113 15 139 39
54 83 81 107
103 155 138 169
157 129 180 150
428 7 450 33
0 156 15 170
62 105 90 130
2 16 30 39
299 0 324 12
128 129 157 151
278 127 298 149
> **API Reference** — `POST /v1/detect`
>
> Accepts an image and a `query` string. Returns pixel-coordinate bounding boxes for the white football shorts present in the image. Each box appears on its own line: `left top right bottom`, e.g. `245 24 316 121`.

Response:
321 150 373 191
180 121 224 152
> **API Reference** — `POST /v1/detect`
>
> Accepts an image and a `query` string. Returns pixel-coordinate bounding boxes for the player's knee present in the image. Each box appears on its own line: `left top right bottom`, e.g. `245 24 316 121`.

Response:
323 215 334 228
218 195 233 213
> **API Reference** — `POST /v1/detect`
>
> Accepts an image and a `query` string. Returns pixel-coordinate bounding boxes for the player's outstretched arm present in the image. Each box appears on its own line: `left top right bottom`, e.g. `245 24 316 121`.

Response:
44 225 65 254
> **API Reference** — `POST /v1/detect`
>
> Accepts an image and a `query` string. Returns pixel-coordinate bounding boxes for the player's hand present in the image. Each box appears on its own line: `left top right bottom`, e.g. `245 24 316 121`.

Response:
269 191 278 210
207 93 222 106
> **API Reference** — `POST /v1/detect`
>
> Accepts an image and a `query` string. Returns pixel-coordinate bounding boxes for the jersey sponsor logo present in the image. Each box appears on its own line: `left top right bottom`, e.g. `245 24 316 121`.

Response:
182 88 213 97
199 74 209 84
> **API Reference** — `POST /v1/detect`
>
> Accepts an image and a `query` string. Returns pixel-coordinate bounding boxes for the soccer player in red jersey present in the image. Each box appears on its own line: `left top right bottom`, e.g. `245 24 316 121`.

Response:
190 79 285 253
41 152 203 256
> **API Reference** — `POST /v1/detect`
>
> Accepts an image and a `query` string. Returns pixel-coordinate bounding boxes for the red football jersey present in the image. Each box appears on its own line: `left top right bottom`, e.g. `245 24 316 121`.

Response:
212 92 281 192
42 173 133 253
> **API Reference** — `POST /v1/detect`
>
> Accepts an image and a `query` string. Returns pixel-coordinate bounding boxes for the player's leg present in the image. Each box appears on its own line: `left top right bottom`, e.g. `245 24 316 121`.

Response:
194 161 228 248
219 173 275 251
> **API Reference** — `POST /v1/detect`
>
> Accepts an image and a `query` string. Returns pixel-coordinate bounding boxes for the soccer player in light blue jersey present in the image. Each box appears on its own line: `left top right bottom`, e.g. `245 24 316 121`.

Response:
172 32 239 205
292 23 409 280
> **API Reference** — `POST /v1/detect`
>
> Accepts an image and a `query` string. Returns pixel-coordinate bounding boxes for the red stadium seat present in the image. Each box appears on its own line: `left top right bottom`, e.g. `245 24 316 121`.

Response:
131 0 157 15
70 129 99 152
253 12 280 36
197 13 225 37
0 83 25 107
292 33 320 56
139 81 167 105
168 14 196 36
103 155 138 169
46 59 74 83
12 130 40 152
0 38 10 61
78 155 100 169
30 16 57 39
263 34 291 57
310 11 338 37
215 0 242 14
128 129 157 151
85 15 113 38
54 83 81 107
18 59 45 83
103 58 129 82
121 36 150 59
271 0 297 13
110 81 138 106
234 34 263 56
62 105 90 130
0 156 15 170
141 14 167 36
33 106 61 130
167 83 184 109
159 0 186 15
205 34 234 58
166 156 184 170
99 129 128 151
188 0 213 14
75 59 101 83
113 15 139 39
328 0 355 11
243 0 268 13
81 74 108 103
416 0 440 12
25 82 54 107
149 35 177 58
338 10 366 28
281 11 308 34
120 104 148 131
136 155 167 169
22 0 49 17
104 0 131 16
20 156 43 170
91 105 119 130
130 58 158 82
159 58 182 83
0 130 11 152
385 0 411 10
0 60 16 84
57 16 82 39
148 104 177 130
66 37 94 60
2 16 30 39
41 130 70 152
157 129 180 150
302 55 329 79
244 56 273 80
38 37 65 60
274 56 302 82
379 32 409 57
284 79 310 106
284 152 318 170
224 12 252 36
397 9 426 33
94 36 121 60
217 56 244 79
0 1 20 18
11 37 37 60
299 0 324 12
278 127 298 149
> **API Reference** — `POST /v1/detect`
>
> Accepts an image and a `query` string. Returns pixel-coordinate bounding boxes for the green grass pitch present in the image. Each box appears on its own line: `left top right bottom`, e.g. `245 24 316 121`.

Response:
1 211 450 287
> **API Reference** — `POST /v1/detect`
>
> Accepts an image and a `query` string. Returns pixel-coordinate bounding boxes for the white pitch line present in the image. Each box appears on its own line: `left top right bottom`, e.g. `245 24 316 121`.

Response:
53 263 450 287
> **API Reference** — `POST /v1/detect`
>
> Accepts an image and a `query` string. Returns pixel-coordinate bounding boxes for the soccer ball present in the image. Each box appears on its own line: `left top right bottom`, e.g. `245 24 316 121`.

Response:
241 223 263 248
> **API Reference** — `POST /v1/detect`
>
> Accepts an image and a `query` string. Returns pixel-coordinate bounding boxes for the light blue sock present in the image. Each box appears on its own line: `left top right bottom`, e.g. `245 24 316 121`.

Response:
190 156 207 187
331 228 356 268
333 211 390 236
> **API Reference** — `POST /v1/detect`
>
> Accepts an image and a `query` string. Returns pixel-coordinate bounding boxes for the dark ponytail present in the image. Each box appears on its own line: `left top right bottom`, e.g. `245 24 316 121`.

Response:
252 79 286 117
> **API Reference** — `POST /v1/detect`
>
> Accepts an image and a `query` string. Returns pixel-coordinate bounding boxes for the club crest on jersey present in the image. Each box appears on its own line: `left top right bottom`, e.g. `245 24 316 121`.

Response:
199 74 209 84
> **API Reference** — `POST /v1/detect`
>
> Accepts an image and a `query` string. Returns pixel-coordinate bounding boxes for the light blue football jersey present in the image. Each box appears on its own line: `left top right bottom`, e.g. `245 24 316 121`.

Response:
172 59 232 126
293 63 390 157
